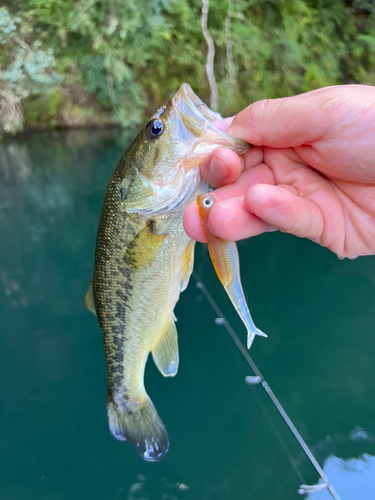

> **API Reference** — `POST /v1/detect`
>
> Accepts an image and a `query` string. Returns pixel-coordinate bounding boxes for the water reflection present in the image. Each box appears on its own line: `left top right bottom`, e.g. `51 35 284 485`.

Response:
124 474 190 500
307 454 375 499
0 131 375 500
0 141 32 182
0 130 130 312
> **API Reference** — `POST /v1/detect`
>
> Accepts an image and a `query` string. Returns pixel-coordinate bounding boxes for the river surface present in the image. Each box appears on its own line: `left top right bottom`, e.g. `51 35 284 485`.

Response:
1 130 375 500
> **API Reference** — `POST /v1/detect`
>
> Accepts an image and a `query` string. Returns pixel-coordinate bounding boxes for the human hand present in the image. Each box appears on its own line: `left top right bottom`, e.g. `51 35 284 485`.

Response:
184 85 375 258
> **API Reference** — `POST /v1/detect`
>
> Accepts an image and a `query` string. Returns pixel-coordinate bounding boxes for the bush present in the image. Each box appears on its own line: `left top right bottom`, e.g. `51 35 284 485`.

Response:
1 0 375 134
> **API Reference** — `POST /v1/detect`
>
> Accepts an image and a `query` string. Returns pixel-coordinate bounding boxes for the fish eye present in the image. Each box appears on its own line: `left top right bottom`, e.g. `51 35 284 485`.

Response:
145 119 164 139
203 197 213 208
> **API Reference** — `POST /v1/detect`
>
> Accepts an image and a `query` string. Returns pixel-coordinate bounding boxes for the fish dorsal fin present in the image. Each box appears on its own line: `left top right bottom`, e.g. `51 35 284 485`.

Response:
152 315 179 377
124 221 166 270
84 280 97 316
180 240 195 291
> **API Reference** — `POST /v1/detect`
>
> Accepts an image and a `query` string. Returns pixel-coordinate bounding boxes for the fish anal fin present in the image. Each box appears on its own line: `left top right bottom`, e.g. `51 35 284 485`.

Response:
124 221 166 270
152 315 179 377
84 280 97 316
180 240 195 291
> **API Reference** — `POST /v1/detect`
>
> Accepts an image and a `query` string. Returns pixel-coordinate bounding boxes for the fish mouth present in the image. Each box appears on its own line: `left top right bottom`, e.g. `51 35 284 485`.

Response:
177 83 221 123
172 83 250 156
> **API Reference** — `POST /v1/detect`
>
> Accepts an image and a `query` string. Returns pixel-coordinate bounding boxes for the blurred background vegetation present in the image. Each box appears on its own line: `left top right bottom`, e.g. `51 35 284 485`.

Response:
0 0 375 137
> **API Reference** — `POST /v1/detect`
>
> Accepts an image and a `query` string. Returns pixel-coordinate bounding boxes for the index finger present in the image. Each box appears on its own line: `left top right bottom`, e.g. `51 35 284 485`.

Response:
225 85 366 147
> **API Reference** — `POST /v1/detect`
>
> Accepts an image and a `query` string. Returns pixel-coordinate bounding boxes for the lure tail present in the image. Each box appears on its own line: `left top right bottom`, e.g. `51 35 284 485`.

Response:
223 277 267 349
107 394 169 462
246 326 267 350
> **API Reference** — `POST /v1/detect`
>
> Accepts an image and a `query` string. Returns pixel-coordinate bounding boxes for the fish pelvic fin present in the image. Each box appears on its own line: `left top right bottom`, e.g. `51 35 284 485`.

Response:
180 240 195 292
107 394 169 462
152 315 179 377
84 280 97 316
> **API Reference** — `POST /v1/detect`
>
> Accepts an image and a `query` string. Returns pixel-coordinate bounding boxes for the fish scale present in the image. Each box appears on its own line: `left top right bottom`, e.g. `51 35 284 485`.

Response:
93 163 141 396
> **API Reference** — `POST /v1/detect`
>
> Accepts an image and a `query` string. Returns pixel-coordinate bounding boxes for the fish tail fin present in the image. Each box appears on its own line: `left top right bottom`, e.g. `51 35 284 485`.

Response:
107 394 169 462
247 326 268 349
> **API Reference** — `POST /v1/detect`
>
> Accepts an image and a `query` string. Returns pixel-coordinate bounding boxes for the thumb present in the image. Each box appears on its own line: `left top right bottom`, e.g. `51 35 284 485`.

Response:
225 85 363 148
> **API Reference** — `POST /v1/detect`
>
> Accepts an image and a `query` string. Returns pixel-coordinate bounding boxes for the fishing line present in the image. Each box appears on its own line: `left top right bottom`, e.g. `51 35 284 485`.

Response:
245 372 306 484
193 270 341 500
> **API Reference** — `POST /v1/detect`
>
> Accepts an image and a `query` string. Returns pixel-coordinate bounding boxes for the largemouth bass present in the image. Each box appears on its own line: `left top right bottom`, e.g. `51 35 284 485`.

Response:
85 84 250 462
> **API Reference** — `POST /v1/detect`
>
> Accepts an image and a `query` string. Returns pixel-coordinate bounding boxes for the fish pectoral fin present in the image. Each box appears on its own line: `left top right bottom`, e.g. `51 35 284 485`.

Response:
180 240 195 292
84 280 97 316
152 315 179 377
124 221 166 269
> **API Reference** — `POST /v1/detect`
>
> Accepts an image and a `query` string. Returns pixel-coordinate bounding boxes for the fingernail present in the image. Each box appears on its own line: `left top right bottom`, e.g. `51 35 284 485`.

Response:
209 157 229 180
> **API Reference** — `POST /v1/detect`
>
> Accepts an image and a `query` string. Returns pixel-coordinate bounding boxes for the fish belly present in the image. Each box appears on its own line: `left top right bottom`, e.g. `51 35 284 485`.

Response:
120 224 188 399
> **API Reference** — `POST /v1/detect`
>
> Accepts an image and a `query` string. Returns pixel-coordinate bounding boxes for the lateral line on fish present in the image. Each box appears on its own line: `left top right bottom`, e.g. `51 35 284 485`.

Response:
192 271 342 500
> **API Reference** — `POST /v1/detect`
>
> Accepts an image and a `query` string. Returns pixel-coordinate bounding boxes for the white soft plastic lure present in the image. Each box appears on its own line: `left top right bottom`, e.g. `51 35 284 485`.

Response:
196 193 267 349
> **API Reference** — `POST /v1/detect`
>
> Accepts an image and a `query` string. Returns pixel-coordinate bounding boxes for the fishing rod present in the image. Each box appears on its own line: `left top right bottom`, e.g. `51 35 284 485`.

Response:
193 270 341 500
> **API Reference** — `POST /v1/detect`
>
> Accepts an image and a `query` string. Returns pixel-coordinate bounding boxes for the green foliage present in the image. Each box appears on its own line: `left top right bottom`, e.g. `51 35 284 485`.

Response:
23 89 62 128
0 6 61 135
3 42 61 98
2 0 375 134
352 0 375 14
0 7 20 45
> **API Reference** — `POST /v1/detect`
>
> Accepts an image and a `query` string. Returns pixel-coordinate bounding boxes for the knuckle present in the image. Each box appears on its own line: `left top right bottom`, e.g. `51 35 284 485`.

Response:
246 98 287 144
279 196 301 234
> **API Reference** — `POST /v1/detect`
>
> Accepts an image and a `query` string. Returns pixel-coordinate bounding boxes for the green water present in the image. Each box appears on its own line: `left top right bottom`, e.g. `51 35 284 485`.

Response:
1 130 375 500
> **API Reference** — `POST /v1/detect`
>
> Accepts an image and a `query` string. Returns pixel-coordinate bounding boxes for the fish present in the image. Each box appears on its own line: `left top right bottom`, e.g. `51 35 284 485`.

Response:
196 193 267 349
85 83 250 462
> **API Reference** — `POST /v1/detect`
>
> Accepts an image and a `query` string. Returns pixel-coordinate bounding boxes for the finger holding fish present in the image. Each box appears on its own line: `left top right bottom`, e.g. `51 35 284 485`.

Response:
183 161 276 242
199 145 264 188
